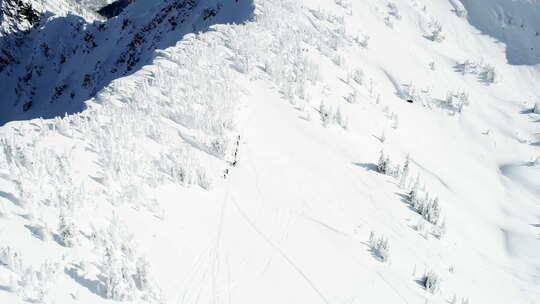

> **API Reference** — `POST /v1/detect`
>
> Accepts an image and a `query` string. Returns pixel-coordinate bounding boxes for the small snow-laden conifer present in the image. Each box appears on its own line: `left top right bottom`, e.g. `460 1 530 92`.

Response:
58 210 78 247
421 270 440 293
319 102 332 127
352 68 365 85
481 64 498 84
377 150 389 174
445 90 469 113
335 107 349 129
98 218 163 302
425 20 445 42
426 197 441 224
135 257 164 302
533 102 540 114
391 113 399 129
346 90 358 104
533 155 540 167
368 231 390 262
100 219 136 301
408 175 421 204
399 155 410 188
20 261 59 302
432 219 446 239
0 246 23 272
0 137 14 166
103 254 136 301
411 192 442 225
355 34 370 48
414 217 426 234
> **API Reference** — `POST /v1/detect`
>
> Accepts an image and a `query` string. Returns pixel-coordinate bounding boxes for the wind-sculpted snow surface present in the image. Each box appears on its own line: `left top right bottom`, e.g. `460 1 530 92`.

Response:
0 0 539 304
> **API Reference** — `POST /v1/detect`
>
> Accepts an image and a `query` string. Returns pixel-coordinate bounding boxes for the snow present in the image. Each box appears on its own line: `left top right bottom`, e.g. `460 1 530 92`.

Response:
0 0 539 303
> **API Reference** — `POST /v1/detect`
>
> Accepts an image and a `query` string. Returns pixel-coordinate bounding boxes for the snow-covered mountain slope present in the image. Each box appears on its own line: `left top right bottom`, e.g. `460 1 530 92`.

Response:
0 0 539 303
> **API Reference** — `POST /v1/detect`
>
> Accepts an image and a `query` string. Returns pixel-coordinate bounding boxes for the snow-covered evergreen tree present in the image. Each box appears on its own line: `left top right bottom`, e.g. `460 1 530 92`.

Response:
368 231 390 262
58 211 78 247
533 102 540 114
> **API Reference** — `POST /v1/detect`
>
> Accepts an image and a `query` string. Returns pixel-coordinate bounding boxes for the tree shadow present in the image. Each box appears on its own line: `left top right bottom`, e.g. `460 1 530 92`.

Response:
0 0 255 125
0 191 20 206
65 265 106 298
352 162 378 172
0 284 12 293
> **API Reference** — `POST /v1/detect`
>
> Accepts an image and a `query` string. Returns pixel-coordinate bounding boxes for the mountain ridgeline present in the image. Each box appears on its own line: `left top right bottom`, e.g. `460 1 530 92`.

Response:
0 0 254 125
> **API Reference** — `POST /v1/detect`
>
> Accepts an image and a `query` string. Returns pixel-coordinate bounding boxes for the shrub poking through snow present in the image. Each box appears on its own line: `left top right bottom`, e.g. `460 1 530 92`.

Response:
420 270 440 293
368 232 390 262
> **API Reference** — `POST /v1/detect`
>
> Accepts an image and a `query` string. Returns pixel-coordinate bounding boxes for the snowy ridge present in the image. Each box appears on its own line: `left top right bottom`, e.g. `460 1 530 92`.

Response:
0 0 539 304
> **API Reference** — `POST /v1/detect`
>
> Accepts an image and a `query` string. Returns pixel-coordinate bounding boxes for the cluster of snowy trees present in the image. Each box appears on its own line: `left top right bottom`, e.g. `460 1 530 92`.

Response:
458 59 499 85
451 294 471 304
377 150 401 178
223 2 373 129
319 102 349 129
400 83 470 114
420 270 440 294
377 152 446 238
92 218 163 302
347 68 379 100
425 19 445 42
384 2 402 28
443 90 470 113
0 246 59 302
408 177 442 226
